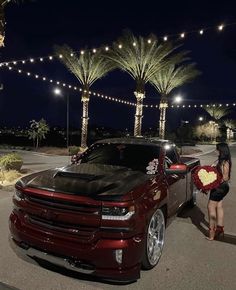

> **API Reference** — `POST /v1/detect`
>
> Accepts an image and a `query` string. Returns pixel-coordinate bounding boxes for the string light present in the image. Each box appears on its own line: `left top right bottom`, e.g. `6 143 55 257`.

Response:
5 65 236 111
4 65 137 107
1 21 236 67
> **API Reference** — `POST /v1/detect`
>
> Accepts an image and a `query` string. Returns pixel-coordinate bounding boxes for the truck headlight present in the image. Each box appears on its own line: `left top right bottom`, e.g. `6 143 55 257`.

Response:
13 189 25 201
102 206 135 220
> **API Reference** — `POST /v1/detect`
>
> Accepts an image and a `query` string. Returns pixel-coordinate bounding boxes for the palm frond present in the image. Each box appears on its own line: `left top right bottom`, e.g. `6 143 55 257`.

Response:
150 61 200 95
223 119 236 129
105 31 178 90
55 44 115 87
203 105 231 121
1 0 25 6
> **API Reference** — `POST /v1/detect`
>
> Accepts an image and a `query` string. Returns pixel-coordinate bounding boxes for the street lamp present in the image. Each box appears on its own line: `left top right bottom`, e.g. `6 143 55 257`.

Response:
53 88 69 149
199 116 203 122
174 95 182 104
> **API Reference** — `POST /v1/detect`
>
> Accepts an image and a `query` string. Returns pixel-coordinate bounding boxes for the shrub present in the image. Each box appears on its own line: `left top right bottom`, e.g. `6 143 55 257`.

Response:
0 153 23 171
1 170 22 182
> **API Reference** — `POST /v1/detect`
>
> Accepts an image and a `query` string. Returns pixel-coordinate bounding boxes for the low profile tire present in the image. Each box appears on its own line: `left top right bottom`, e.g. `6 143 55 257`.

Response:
142 208 165 270
188 183 198 208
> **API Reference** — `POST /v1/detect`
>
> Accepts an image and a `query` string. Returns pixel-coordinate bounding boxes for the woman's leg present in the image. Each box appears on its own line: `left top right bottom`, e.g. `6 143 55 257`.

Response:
207 200 218 240
216 200 224 227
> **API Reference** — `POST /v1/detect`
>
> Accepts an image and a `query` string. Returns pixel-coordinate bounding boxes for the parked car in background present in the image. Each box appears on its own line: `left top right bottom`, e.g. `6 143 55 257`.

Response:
9 137 200 282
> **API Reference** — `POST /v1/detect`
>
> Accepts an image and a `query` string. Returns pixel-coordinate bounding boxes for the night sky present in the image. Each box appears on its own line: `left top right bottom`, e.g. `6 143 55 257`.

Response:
0 0 236 130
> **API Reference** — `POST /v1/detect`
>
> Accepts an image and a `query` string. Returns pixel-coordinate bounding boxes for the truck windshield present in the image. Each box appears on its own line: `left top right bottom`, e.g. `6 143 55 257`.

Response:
80 143 160 172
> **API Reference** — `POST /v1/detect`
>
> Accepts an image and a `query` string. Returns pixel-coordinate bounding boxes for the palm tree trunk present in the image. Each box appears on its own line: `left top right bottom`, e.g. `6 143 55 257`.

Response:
36 137 39 151
226 128 230 141
159 96 168 139
134 91 145 136
81 91 90 148
0 3 5 47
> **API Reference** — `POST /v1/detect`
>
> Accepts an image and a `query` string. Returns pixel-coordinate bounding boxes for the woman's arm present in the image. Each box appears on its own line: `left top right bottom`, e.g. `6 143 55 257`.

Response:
222 161 230 181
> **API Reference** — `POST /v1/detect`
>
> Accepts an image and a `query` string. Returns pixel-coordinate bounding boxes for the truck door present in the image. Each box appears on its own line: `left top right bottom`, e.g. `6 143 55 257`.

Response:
165 147 187 215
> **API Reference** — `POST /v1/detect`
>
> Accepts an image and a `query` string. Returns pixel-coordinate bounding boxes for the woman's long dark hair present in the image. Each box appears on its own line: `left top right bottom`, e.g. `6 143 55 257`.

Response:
216 142 232 178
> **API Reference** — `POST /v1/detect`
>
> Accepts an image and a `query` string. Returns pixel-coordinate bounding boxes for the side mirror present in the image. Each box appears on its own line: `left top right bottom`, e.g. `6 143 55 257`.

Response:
165 164 187 175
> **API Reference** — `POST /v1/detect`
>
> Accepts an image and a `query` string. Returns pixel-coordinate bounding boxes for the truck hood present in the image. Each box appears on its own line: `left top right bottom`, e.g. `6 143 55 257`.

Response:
19 163 152 201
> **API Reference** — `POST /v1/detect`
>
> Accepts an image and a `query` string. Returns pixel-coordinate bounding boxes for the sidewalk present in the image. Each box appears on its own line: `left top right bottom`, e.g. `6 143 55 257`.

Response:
181 144 215 157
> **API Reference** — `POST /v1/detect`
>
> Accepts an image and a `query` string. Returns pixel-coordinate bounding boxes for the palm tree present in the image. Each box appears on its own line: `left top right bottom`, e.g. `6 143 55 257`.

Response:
55 44 114 148
0 0 24 47
150 62 200 139
28 118 50 150
105 31 178 136
203 105 231 142
222 119 236 141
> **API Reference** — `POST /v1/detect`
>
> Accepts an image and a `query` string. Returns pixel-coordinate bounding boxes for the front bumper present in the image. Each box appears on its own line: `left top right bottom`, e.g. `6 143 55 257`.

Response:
9 211 143 282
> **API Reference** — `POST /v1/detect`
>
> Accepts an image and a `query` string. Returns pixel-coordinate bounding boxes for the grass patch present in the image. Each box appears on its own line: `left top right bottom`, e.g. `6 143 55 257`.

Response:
0 170 25 190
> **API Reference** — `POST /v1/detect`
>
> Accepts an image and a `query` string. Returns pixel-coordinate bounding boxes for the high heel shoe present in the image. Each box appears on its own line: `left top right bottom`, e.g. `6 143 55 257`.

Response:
215 225 224 239
206 227 216 241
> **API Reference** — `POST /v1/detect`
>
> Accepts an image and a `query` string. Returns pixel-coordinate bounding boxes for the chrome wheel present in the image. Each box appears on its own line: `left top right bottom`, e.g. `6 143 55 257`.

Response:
146 209 165 266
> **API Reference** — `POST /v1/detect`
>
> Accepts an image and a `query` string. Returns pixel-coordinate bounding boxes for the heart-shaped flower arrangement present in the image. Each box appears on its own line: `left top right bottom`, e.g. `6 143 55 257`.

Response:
192 165 222 191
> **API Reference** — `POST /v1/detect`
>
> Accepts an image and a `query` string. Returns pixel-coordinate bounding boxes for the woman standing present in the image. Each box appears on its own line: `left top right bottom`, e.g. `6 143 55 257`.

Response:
207 142 232 240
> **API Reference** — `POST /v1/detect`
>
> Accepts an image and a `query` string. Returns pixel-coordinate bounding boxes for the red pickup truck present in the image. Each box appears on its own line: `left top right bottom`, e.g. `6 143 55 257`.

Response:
9 137 199 282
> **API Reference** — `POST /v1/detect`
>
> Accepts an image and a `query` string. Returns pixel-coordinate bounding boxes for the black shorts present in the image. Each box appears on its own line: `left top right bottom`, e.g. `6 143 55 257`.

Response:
209 182 229 202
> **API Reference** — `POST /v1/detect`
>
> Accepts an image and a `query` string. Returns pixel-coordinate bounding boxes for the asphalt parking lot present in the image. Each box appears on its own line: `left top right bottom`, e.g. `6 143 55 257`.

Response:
0 147 235 290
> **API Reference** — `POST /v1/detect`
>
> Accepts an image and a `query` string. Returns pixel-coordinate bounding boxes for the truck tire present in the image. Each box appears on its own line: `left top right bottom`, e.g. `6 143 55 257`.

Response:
142 208 165 270
188 183 198 208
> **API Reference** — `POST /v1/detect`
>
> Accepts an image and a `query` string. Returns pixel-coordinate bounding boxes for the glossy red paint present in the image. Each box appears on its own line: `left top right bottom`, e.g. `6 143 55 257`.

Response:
9 138 200 282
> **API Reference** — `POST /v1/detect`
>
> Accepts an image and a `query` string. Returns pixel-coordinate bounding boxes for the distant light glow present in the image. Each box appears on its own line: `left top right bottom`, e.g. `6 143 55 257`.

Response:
133 42 136 46
180 33 185 38
163 36 168 41
174 95 182 103
218 24 224 31
118 44 122 49
164 144 171 150
147 39 151 43
199 29 204 35
199 117 203 121
54 88 61 95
